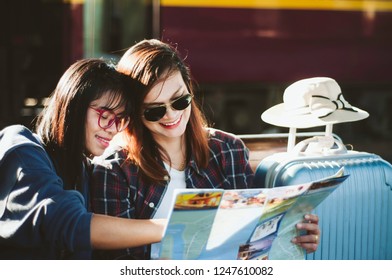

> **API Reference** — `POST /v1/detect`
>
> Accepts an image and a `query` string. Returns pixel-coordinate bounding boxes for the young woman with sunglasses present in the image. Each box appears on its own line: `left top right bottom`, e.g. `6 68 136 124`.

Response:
91 39 321 259
0 58 165 259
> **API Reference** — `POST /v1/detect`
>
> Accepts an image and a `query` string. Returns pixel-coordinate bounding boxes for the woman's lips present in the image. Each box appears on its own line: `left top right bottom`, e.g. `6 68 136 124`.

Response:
160 115 182 129
96 135 111 147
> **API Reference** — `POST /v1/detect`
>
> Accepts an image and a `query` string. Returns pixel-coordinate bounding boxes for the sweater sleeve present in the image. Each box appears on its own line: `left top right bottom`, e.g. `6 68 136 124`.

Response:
0 145 92 258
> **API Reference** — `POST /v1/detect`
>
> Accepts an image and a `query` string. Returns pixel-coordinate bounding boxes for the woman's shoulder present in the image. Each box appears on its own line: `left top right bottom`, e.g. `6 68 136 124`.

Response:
205 128 249 157
206 127 245 146
92 145 127 167
92 144 139 173
0 125 44 160
0 124 41 144
0 125 57 175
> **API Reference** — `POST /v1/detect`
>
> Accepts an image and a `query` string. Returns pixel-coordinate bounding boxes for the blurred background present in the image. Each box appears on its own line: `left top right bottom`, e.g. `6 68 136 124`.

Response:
1 0 391 162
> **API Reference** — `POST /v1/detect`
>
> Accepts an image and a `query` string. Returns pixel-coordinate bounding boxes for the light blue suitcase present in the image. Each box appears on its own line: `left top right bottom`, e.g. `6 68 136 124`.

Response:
254 136 392 260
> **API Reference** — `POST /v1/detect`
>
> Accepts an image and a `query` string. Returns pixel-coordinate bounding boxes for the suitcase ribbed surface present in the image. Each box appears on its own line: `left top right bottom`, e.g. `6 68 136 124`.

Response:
256 152 392 260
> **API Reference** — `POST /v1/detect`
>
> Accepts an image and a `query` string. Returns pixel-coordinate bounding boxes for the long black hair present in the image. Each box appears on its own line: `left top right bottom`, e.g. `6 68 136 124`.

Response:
35 58 134 191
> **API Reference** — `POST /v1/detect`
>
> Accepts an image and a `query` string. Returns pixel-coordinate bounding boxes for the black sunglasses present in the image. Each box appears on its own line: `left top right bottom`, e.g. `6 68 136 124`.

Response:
143 94 193 122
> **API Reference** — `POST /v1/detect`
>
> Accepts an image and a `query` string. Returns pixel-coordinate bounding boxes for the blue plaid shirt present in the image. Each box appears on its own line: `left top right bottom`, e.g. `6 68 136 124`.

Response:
90 128 255 259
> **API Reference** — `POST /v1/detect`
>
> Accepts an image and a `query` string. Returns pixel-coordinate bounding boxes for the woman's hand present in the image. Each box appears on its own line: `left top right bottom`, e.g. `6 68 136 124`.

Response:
291 214 320 254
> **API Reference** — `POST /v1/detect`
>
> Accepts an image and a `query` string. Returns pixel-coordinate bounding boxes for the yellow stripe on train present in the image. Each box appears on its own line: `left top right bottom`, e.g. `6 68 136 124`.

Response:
161 0 392 12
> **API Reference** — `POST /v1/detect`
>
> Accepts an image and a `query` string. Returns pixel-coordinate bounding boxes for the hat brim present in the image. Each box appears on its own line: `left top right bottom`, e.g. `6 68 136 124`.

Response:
261 103 369 128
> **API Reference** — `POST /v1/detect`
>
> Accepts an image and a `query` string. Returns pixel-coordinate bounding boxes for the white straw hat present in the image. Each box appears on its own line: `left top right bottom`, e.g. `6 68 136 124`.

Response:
261 77 369 128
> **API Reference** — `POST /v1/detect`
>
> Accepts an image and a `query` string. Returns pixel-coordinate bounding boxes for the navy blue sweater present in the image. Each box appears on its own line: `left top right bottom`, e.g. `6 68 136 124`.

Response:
0 125 92 259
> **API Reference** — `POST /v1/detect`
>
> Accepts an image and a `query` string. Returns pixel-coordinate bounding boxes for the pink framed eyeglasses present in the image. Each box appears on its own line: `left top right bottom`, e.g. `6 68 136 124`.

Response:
89 106 130 132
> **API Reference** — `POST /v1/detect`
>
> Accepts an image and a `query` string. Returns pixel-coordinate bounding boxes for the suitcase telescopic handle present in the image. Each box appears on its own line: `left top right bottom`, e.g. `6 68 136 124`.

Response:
291 136 347 156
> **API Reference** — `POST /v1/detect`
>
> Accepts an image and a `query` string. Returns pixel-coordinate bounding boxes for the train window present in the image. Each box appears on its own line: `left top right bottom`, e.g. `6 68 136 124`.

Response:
83 0 152 60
